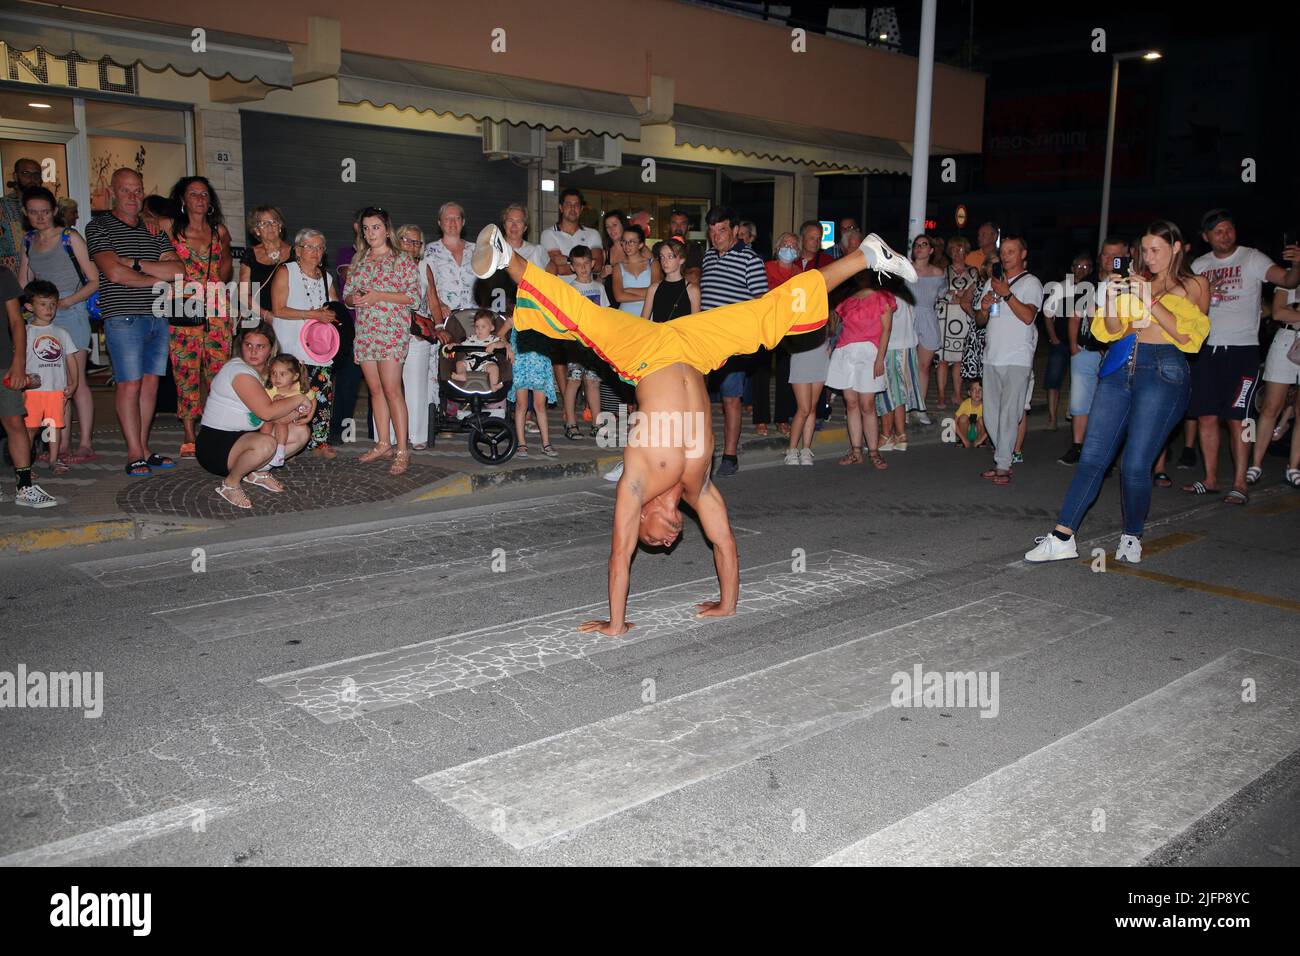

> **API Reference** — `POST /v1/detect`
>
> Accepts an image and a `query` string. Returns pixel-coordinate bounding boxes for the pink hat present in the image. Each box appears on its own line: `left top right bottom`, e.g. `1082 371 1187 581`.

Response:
300 320 339 364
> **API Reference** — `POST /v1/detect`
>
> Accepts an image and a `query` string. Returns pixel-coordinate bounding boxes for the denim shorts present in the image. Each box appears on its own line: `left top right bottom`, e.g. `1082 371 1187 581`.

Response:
104 314 170 382
1069 348 1103 417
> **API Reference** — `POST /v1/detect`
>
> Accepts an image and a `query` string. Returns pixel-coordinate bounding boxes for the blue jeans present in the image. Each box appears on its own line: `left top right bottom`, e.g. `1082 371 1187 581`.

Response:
1057 344 1190 536
1068 349 1103 416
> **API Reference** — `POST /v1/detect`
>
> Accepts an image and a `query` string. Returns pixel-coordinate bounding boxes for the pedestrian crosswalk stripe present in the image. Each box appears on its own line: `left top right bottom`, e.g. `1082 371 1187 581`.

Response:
261 551 919 725
816 648 1300 866
414 592 1107 849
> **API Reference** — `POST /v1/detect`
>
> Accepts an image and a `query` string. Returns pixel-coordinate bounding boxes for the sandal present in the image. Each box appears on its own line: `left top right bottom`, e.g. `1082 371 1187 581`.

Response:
1245 466 1262 486
125 458 151 477
1286 468 1300 488
179 442 196 459
1153 472 1173 487
589 424 601 438
868 450 888 470
777 423 791 436
242 471 285 493
215 482 252 509
64 449 97 464
1222 489 1248 506
52 459 69 476
981 468 1001 480
146 453 175 469
541 443 559 458
358 443 394 463
516 445 529 460
312 444 338 459
755 423 769 436
992 471 1012 485
564 423 581 440
389 449 411 476
839 447 863 465
1183 481 1215 495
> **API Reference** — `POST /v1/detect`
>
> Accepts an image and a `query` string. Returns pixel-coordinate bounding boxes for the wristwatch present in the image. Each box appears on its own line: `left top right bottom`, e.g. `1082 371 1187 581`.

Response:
132 258 142 272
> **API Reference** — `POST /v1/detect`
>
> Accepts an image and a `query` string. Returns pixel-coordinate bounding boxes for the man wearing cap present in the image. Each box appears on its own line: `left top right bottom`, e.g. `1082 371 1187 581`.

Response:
1186 209 1300 504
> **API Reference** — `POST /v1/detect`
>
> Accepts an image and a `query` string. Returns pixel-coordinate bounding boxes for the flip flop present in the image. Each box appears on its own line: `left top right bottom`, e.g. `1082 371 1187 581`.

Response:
1183 481 1214 495
1153 472 1173 487
992 472 1012 485
146 453 176 469
1222 489 1248 506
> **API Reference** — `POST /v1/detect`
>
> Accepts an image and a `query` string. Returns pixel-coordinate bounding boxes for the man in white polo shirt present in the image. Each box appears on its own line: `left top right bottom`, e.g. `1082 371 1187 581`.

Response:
971 233 1043 484
1187 209 1300 504
540 188 605 278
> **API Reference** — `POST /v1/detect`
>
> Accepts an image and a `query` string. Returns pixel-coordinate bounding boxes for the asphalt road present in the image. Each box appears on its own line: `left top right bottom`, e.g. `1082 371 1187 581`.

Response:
2 420 1298 867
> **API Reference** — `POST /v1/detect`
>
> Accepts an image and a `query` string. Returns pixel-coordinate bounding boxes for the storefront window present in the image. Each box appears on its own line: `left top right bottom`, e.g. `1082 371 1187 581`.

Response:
84 101 188 210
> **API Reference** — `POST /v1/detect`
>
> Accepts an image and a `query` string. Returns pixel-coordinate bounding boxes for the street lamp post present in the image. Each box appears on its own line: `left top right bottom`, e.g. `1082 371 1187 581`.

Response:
1099 50 1162 245
906 0 938 243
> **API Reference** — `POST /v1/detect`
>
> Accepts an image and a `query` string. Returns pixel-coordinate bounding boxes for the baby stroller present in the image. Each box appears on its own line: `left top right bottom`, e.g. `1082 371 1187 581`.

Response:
429 307 517 464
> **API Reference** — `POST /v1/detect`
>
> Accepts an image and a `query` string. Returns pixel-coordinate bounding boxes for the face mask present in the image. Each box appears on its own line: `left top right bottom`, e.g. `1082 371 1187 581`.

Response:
778 246 798 264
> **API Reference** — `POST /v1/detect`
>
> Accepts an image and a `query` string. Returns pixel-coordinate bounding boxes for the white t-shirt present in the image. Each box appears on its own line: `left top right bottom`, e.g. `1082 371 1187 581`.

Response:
1193 246 1275 347
887 298 917 350
563 275 610 308
271 262 335 364
516 241 550 270
24 323 78 393
540 225 604 263
201 358 265 432
980 271 1043 367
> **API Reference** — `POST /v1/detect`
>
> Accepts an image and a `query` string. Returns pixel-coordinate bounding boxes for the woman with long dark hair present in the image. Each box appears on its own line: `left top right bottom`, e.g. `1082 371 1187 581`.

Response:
343 206 420 474
1026 220 1210 564
167 175 233 458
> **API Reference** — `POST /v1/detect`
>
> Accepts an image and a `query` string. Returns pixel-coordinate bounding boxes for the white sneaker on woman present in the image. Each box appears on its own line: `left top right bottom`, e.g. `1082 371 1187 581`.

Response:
1025 534 1077 563
799 447 814 466
860 233 918 283
783 449 800 466
471 223 513 278
1115 534 1142 564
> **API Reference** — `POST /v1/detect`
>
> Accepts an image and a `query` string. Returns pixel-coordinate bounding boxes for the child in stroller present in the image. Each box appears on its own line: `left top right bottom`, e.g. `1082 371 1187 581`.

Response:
447 309 509 391
430 307 518 464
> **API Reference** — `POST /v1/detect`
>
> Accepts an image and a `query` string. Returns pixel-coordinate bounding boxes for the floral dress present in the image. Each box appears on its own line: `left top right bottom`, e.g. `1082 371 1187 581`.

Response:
170 230 230 420
422 238 478 311
343 251 419 362
509 328 557 403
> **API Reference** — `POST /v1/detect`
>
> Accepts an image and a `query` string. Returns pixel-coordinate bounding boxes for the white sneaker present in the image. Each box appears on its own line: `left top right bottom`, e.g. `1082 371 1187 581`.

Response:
1115 534 1142 564
783 449 800 466
1024 533 1077 563
912 410 933 426
799 447 814 466
14 484 58 509
603 461 624 483
860 233 918 283
471 223 513 278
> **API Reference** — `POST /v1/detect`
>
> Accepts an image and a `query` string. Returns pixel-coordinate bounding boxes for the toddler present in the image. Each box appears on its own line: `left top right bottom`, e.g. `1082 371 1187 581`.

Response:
260 354 313 467
954 380 988 448
21 280 79 477
447 310 505 389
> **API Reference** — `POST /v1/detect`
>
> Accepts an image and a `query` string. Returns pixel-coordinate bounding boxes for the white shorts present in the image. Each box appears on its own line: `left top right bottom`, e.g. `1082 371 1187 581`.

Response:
1262 329 1300 385
826 340 886 394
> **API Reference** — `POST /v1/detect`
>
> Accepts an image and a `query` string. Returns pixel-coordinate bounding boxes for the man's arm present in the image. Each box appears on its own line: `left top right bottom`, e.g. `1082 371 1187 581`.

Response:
1265 245 1300 289
91 250 175 287
683 480 739 617
579 476 643 636
6 298 26 387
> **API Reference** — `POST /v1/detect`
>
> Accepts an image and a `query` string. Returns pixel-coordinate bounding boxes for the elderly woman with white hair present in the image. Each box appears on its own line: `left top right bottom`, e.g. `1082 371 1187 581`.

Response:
268 227 341 457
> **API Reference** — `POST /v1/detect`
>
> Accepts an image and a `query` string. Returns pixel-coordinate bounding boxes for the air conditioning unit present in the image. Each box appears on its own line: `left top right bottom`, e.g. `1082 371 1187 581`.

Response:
561 134 622 172
482 121 545 160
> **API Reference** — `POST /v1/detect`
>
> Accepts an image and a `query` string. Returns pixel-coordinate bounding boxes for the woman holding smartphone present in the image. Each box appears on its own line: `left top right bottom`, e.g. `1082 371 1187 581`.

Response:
1025 220 1209 565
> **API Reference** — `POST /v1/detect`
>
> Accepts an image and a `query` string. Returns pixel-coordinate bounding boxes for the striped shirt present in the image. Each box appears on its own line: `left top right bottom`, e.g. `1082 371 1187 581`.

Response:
84 212 173 318
700 242 767 310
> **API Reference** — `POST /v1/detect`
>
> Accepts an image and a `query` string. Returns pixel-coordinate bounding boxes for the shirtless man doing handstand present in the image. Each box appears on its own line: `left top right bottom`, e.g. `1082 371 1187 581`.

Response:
472 224 915 636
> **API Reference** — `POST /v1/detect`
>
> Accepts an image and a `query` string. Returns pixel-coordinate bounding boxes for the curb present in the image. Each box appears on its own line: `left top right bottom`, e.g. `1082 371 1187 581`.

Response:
0 516 212 555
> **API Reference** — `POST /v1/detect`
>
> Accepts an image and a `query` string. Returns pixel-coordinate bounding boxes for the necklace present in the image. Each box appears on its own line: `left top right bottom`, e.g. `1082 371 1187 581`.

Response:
266 245 282 264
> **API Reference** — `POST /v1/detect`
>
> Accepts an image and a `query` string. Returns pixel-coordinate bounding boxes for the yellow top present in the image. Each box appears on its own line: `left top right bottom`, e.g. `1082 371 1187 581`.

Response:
1091 292 1209 354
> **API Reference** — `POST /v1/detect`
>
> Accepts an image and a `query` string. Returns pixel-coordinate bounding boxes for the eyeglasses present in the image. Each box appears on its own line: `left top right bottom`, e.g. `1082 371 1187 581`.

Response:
256 220 279 228
298 244 325 253
400 237 422 244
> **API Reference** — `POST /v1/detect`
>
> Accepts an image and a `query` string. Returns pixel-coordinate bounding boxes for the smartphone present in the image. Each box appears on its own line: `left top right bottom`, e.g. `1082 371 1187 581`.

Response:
991 260 1004 280
1111 256 1132 276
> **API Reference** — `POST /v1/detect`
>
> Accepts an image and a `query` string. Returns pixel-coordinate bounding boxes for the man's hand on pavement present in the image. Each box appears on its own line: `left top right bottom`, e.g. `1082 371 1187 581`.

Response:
579 620 633 637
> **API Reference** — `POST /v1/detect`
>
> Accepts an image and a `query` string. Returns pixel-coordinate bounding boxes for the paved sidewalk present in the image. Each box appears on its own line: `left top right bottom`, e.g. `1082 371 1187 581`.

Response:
2 384 960 552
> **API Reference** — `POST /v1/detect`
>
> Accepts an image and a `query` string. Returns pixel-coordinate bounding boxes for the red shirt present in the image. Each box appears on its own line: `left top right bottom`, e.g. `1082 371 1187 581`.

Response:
764 253 829 290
